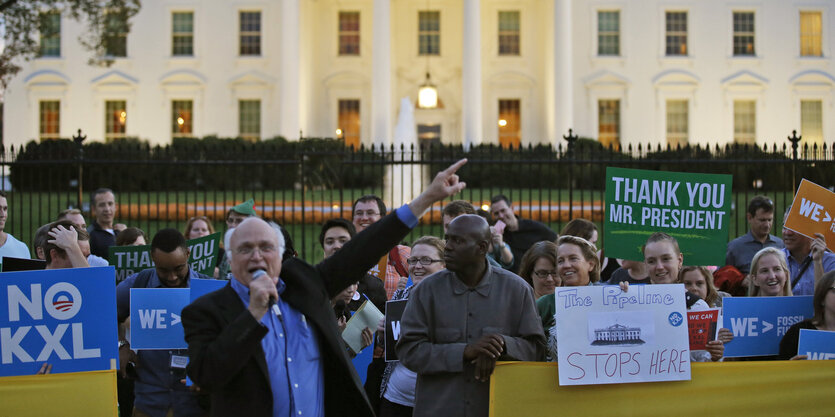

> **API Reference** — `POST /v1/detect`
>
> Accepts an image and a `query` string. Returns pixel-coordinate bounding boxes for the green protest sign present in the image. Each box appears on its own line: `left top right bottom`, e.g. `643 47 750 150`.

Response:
109 232 221 283
604 167 732 266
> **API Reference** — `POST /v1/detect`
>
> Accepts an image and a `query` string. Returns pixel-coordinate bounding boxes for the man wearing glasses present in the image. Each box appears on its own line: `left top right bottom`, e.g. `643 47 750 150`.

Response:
352 195 410 299
182 160 468 417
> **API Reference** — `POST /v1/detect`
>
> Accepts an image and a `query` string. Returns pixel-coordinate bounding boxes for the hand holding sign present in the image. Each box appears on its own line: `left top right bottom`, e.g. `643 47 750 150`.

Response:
705 340 724 362
811 233 826 262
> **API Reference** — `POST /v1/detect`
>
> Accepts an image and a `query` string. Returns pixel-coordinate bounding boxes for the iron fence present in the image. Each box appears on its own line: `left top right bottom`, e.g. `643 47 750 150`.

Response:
3 133 834 265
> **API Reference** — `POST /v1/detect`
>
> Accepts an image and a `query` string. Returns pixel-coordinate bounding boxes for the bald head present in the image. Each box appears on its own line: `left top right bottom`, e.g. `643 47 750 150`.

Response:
444 215 490 274
449 214 490 241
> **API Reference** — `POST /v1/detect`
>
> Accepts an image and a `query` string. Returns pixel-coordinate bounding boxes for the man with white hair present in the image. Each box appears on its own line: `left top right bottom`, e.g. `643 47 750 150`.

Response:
182 160 468 417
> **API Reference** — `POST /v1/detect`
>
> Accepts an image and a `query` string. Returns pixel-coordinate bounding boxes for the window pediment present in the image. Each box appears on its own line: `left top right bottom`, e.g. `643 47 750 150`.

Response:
721 70 768 92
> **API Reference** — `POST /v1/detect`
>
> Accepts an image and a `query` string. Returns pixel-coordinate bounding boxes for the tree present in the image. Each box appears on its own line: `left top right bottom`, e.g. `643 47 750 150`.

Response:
0 0 140 88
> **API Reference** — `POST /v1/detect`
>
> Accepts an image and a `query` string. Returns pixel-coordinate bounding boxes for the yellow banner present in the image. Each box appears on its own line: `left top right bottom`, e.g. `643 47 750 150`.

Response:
0 369 117 416
490 361 835 417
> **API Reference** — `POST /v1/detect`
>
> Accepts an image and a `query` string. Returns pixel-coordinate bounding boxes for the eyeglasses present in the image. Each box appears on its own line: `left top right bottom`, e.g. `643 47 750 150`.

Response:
533 270 558 279
353 210 380 218
235 244 278 256
407 257 443 266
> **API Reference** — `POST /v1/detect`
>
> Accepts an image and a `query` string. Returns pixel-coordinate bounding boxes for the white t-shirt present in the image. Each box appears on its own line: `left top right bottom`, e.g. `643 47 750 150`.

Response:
383 362 418 407
0 234 31 268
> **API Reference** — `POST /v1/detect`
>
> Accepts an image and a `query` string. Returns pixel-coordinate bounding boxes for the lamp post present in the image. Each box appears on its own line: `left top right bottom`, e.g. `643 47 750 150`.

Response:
417 72 438 109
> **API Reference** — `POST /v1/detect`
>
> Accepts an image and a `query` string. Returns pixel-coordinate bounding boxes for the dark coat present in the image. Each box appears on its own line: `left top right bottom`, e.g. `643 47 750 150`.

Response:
182 212 411 417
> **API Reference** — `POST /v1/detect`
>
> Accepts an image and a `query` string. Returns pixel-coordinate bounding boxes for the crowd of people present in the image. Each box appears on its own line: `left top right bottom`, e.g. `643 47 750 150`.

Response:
2 164 833 417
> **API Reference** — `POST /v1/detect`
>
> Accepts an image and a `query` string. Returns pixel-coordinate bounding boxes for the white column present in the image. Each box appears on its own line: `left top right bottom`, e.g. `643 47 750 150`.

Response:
554 0 573 145
462 0 483 149
280 0 300 140
372 0 392 148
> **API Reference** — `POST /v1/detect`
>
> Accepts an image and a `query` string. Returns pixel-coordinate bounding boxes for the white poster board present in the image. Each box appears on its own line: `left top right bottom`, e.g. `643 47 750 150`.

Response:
555 284 691 386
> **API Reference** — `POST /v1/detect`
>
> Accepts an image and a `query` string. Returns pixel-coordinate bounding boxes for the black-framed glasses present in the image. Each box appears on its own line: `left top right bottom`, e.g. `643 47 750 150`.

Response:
533 270 558 279
407 257 443 266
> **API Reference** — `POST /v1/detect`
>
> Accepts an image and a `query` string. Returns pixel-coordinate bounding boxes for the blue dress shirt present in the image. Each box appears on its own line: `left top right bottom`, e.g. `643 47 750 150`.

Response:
230 277 324 417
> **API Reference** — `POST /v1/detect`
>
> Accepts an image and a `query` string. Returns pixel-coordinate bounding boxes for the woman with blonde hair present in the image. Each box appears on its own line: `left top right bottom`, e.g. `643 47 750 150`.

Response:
747 247 792 297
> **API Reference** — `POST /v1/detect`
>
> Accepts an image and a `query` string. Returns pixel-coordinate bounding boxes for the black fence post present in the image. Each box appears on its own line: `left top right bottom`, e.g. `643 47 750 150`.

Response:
787 130 801 194
73 129 86 209
563 128 577 219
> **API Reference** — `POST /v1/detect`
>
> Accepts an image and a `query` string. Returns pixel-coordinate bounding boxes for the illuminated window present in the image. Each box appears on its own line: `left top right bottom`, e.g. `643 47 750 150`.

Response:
418 11 440 56
239 11 261 56
417 124 441 147
498 99 521 148
339 12 360 56
597 11 619 56
598 100 620 148
338 99 360 149
666 100 688 146
172 12 194 56
104 11 128 57
239 100 261 141
172 100 193 137
498 11 520 56
801 100 823 146
665 11 687 56
105 100 127 141
39 101 60 140
800 11 822 57
733 100 756 145
39 12 61 57
733 12 755 56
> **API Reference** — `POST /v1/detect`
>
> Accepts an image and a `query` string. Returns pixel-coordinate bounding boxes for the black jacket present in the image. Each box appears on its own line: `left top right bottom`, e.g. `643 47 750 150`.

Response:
182 212 411 417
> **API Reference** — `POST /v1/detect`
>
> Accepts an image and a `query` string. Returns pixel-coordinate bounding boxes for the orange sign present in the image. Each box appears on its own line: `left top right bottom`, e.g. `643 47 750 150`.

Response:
785 179 835 252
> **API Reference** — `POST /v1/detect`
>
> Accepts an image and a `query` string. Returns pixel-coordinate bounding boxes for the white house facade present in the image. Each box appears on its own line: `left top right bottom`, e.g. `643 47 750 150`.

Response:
3 0 834 150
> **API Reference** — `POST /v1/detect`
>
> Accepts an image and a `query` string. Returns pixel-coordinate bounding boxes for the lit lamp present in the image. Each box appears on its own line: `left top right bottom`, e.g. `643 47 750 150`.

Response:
417 72 438 109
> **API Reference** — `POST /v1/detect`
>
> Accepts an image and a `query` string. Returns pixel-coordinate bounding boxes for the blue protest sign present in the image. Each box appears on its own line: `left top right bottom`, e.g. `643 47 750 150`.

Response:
797 329 835 360
189 278 227 303
724 296 813 358
130 288 189 350
0 267 118 377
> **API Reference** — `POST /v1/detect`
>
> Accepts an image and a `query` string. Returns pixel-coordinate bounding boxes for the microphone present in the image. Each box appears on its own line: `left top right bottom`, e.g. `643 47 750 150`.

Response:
252 269 282 318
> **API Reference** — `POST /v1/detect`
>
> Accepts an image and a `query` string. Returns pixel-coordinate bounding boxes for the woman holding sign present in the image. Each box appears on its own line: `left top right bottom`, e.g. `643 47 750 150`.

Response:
537 235 601 361
625 233 728 361
778 271 835 360
680 266 730 308
378 236 446 417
